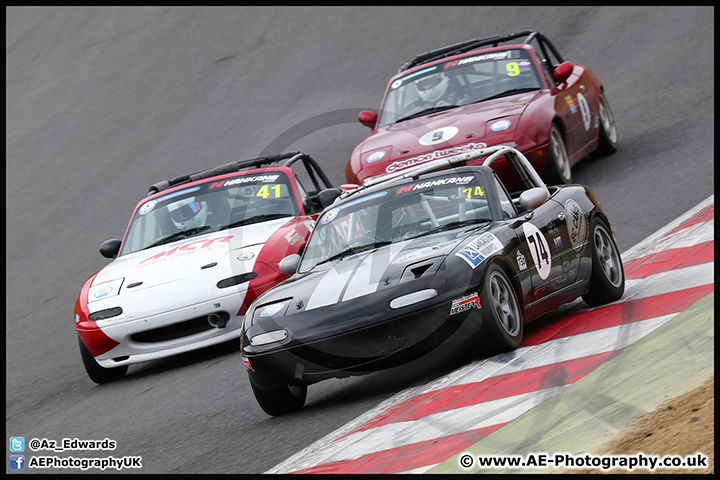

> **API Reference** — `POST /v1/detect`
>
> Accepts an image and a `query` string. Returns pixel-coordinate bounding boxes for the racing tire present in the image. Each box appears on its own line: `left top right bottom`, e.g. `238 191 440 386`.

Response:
78 336 128 384
249 375 307 416
582 217 625 307
478 264 523 354
591 91 618 158
546 124 572 185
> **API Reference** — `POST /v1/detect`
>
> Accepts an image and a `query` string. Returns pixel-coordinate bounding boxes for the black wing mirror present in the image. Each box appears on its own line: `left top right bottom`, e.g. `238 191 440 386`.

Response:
100 239 122 259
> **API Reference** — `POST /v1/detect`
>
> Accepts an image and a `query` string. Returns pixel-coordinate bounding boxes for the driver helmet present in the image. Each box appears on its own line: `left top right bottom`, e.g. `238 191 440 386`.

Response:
168 198 208 229
415 73 450 103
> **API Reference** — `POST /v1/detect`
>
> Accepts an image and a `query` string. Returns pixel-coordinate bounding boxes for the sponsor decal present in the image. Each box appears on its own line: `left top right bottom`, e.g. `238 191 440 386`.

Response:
366 150 387 163
385 142 487 173
565 95 577 114
518 60 532 68
396 176 474 195
565 199 588 251
209 174 281 189
138 236 233 266
450 292 481 315
321 208 339 225
455 233 504 269
75 314 80 323
554 236 563 249
155 186 201 204
577 92 591 131
304 219 316 232
456 51 509 66
490 119 511 131
284 230 301 245
391 79 403 89
523 223 551 280
419 126 459 146
93 285 113 299
546 219 560 238
516 250 527 270
138 200 157 216
260 303 285 317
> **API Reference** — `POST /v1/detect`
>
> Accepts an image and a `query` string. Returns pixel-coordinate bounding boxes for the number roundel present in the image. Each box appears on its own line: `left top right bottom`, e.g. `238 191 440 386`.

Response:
522 223 551 280
418 126 459 146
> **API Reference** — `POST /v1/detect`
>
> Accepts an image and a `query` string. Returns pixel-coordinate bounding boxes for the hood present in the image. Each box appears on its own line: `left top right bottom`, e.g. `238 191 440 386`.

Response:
88 217 291 307
356 92 538 178
251 235 467 320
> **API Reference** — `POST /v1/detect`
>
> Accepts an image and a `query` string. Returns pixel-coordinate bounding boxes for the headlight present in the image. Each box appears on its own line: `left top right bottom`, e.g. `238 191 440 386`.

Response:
88 307 123 321
250 329 288 346
389 289 438 309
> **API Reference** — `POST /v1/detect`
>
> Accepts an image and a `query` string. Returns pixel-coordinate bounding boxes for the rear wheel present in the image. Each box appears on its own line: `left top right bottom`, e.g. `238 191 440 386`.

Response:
249 375 307 416
591 91 618 158
78 337 127 384
546 124 572 185
582 217 625 307
478 264 523 354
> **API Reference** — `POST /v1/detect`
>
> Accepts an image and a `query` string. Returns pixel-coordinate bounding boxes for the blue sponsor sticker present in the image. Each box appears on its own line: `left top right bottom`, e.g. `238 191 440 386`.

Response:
455 233 504 269
554 236 563 249
366 150 387 163
490 120 511 131
260 303 285 317
93 285 114 299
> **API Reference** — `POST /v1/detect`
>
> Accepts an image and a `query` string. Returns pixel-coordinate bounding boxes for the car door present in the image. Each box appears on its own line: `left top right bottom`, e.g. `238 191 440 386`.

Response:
517 195 575 304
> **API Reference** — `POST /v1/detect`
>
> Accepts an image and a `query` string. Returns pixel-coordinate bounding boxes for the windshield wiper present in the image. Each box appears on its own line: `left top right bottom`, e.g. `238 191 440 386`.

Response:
395 104 459 123
315 241 392 267
407 218 492 240
476 87 539 103
217 213 293 230
144 225 212 249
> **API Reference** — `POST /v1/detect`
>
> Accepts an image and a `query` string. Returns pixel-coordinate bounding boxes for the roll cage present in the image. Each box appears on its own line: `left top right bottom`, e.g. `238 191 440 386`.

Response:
398 30 566 75
338 146 549 205
146 151 337 215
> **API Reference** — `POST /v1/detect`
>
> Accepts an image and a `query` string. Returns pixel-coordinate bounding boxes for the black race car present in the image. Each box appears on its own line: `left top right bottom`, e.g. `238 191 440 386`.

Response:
241 145 624 415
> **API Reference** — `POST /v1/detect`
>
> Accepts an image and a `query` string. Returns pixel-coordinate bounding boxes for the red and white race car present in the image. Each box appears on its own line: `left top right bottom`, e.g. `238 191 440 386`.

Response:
346 30 618 189
75 152 344 383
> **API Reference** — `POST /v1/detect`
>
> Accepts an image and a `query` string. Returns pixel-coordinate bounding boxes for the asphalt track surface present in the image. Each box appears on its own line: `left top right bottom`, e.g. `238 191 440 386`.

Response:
6 6 714 474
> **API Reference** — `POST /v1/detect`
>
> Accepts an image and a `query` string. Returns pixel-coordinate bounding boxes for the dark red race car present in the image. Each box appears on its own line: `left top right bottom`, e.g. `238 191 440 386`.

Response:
346 30 618 189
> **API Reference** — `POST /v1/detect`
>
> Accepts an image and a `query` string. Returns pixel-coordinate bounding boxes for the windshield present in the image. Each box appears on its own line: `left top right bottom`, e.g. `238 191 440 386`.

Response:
299 171 493 272
378 48 542 127
120 170 299 256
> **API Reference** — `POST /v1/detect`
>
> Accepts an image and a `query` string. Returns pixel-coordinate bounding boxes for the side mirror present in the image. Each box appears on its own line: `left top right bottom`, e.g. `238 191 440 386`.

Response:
100 239 122 259
553 61 574 85
519 187 549 212
316 187 342 209
358 110 378 129
278 254 301 276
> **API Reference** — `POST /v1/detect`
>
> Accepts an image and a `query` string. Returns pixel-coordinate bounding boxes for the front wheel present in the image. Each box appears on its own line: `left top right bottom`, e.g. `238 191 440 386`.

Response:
249 375 307 416
591 91 618 158
78 337 127 384
582 217 625 307
478 264 523 355
545 124 572 185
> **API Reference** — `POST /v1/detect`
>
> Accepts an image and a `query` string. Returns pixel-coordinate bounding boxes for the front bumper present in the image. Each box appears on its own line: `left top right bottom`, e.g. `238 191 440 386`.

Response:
80 292 246 368
243 277 485 389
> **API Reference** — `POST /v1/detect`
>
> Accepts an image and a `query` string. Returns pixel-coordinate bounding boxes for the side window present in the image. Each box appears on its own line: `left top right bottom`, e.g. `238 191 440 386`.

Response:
492 173 517 219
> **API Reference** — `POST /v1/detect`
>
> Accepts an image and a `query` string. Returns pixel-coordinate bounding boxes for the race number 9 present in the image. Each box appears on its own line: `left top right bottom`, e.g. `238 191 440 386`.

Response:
506 62 520 77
